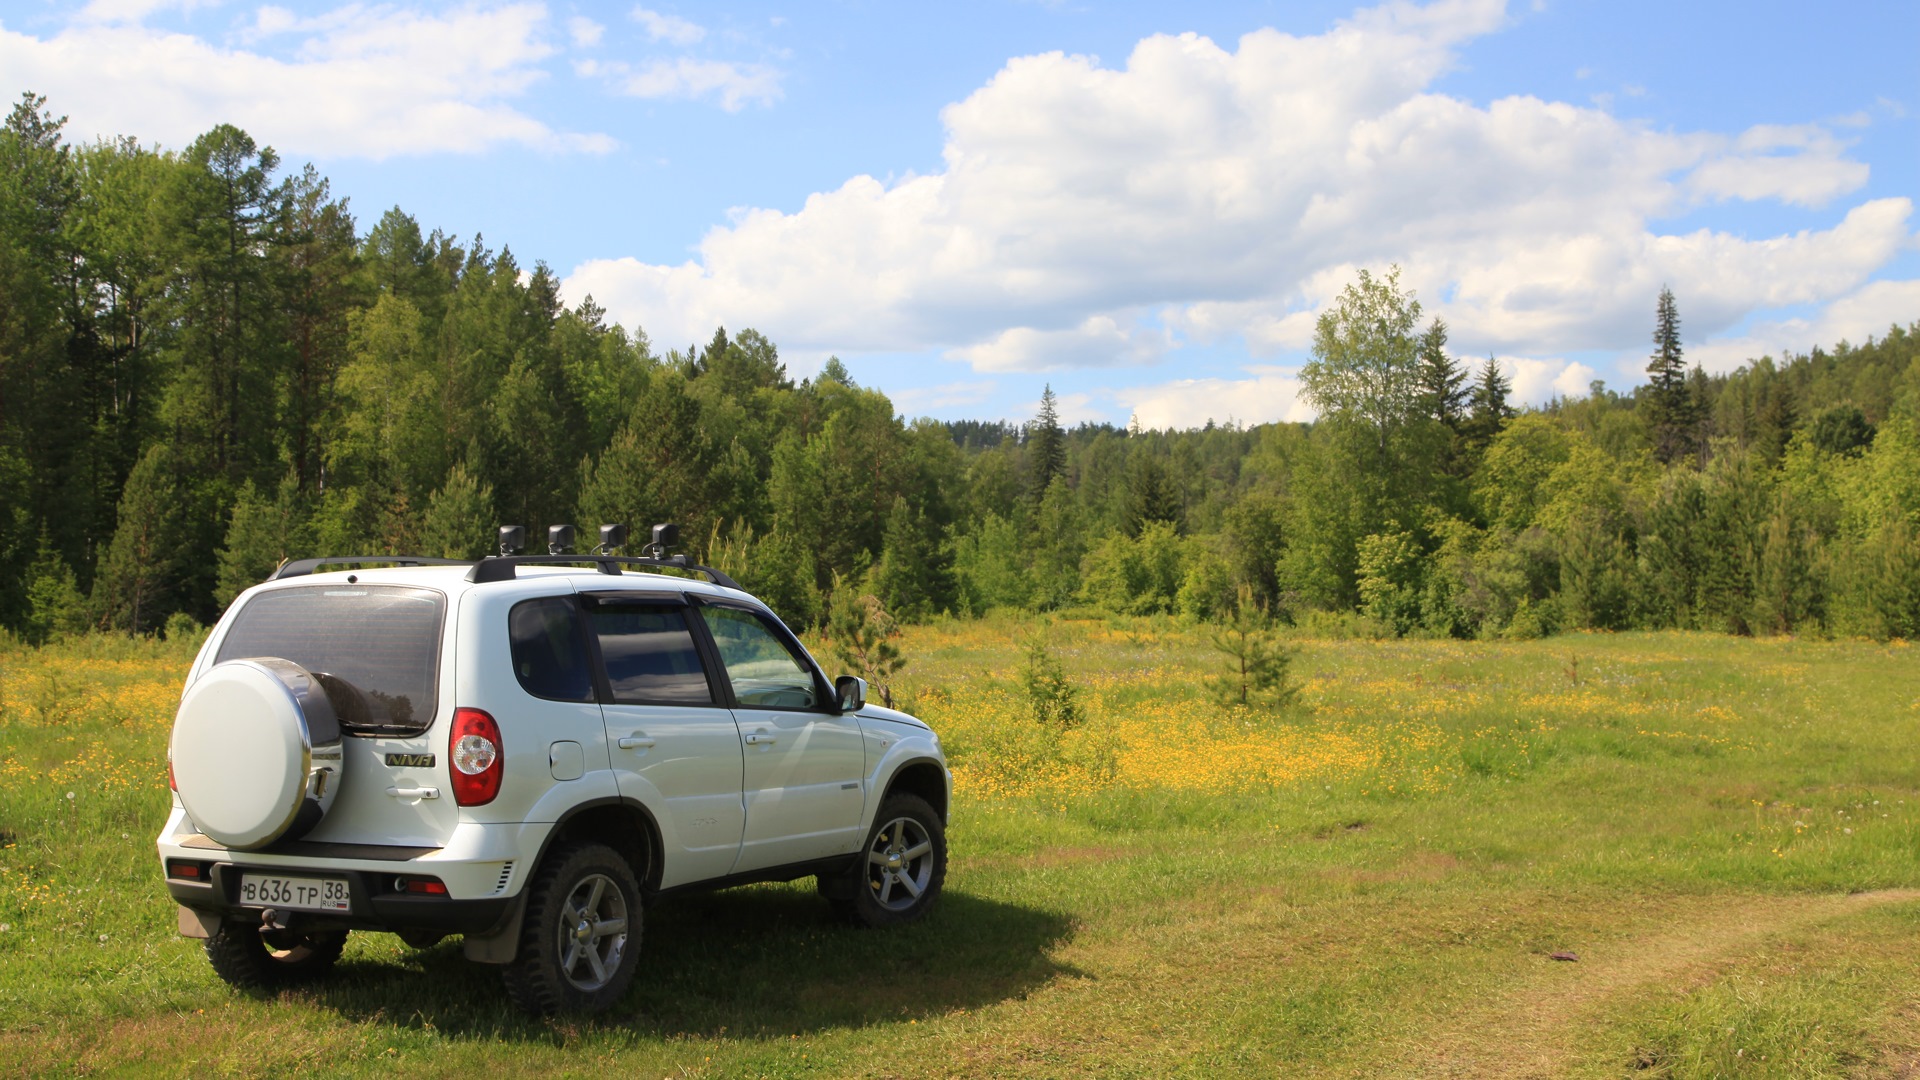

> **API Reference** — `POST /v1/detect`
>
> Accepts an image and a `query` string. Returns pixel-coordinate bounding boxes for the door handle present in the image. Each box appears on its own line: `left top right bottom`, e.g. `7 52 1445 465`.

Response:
387 786 440 800
743 732 776 745
616 736 656 750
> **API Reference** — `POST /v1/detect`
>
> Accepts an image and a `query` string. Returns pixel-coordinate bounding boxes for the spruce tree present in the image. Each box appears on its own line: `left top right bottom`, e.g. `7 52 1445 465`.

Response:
1026 385 1067 503
1416 318 1470 428
420 462 495 559
94 445 186 634
1121 453 1183 536
1645 286 1696 464
1464 356 1513 451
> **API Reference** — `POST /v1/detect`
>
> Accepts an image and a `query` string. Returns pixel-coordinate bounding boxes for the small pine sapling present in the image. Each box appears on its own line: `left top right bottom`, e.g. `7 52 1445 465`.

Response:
1208 587 1298 710
1020 629 1084 730
824 578 907 707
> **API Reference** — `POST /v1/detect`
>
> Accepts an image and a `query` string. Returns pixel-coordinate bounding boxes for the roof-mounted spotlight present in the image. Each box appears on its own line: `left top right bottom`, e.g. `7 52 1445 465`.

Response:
547 524 576 556
497 525 526 557
641 523 680 560
596 523 629 555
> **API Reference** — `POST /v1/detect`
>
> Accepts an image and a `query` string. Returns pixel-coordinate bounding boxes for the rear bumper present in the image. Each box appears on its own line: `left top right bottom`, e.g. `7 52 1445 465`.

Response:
166 862 514 936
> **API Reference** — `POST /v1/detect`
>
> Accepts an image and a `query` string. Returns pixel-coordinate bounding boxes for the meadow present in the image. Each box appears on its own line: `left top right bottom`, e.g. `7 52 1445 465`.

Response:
1 619 1918 1078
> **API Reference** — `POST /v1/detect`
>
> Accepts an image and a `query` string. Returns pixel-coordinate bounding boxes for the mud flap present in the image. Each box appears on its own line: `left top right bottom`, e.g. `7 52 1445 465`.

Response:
177 905 219 939
460 889 529 964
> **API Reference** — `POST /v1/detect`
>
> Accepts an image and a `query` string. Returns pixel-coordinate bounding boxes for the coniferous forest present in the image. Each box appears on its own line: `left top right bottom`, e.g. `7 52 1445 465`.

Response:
3 94 1918 643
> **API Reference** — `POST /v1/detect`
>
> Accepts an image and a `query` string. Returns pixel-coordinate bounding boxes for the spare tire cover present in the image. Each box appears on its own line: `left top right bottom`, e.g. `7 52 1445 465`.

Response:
171 658 343 851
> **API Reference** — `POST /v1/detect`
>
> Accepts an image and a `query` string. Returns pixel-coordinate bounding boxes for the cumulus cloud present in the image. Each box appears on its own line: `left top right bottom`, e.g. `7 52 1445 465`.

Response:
600 57 782 111
1687 124 1870 208
567 15 604 48
0 2 613 158
1115 366 1317 430
630 6 704 46
1684 277 1920 376
564 0 1905 380
886 380 1000 416
949 315 1172 372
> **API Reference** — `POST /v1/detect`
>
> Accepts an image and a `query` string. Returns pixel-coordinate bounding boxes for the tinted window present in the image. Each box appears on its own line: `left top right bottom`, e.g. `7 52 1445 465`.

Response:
217 585 444 735
509 598 595 703
698 606 820 709
590 605 712 705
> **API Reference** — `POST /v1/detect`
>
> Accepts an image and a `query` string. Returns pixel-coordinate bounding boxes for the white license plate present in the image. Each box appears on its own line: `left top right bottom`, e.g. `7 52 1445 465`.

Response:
238 874 352 913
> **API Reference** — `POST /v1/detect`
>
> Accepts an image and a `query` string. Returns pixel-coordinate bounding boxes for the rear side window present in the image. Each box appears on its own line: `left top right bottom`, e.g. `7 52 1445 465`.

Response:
589 604 713 706
509 598 595 703
216 584 445 735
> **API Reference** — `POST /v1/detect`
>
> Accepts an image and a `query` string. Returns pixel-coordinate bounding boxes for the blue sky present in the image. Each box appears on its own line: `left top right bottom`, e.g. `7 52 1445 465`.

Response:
3 0 1915 427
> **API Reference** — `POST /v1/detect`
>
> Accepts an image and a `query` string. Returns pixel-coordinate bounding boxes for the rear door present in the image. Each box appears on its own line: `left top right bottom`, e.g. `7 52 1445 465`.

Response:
582 593 746 888
209 582 459 848
693 602 867 873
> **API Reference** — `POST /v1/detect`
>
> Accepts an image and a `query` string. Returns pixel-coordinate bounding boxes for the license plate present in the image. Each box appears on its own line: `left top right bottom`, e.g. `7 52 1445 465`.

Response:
238 874 352 913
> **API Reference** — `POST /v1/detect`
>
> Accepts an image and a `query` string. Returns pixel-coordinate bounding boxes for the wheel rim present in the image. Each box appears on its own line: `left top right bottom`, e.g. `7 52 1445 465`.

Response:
554 872 630 991
865 816 934 912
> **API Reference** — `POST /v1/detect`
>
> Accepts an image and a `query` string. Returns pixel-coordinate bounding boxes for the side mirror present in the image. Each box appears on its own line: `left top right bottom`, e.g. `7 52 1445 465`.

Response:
835 675 867 713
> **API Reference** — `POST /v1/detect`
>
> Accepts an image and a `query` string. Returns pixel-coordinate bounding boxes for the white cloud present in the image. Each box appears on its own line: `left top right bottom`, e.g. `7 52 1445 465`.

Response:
564 0 1907 375
1504 356 1597 404
887 380 999 416
631 6 705 46
1684 278 1920 375
568 16 604 48
1687 124 1869 208
948 315 1172 372
1115 368 1317 430
605 57 782 111
0 2 613 158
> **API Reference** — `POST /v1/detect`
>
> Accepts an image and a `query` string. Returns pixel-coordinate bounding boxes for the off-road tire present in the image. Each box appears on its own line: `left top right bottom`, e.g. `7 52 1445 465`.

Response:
203 920 347 990
502 841 642 1015
825 793 947 928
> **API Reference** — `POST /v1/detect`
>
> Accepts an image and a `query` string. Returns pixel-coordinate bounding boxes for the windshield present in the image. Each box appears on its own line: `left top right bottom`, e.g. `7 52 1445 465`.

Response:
215 584 446 736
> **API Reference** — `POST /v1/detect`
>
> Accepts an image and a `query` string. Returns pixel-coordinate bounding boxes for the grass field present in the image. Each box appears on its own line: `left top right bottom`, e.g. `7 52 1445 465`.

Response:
2 619 1919 1077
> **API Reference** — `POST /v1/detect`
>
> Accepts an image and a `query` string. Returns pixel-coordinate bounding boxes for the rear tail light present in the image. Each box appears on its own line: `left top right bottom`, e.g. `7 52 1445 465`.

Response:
166 859 209 881
394 875 449 895
449 707 503 806
168 759 176 791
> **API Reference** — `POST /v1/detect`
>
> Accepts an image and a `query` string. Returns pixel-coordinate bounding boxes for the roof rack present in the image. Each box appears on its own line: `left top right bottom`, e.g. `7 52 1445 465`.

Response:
270 555 473 580
465 554 742 589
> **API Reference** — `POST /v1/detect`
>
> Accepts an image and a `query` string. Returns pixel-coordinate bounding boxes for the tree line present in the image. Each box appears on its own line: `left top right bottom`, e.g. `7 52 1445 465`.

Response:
3 95 1917 643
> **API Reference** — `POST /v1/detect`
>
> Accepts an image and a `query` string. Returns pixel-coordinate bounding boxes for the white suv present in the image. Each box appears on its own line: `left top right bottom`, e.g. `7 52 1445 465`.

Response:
158 528 950 1014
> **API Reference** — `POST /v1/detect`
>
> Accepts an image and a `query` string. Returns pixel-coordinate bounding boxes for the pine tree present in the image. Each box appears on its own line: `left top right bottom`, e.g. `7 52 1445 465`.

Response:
1645 286 1696 464
824 577 907 707
873 495 954 619
24 529 89 644
94 444 186 634
419 462 495 559
1416 318 1470 428
1019 628 1083 729
215 480 286 607
1464 355 1513 451
1121 453 1183 536
1206 587 1297 709
1026 385 1067 503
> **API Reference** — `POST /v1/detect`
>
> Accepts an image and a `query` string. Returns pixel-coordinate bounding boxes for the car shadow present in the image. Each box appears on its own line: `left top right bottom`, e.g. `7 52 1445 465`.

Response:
303 886 1076 1039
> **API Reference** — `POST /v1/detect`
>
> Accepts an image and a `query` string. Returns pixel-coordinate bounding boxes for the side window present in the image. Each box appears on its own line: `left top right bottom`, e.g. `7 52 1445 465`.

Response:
509 597 594 703
589 604 714 706
698 606 819 709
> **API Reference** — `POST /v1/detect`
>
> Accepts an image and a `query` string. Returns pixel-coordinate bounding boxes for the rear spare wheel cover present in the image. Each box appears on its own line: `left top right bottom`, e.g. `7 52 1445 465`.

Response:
170 658 342 850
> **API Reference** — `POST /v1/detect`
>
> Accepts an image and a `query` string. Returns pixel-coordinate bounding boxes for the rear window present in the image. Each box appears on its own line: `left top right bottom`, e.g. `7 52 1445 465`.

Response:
589 604 714 706
509 597 595 703
216 584 445 736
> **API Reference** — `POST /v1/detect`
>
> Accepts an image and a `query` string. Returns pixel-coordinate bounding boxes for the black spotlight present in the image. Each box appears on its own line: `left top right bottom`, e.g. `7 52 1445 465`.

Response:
596 523 628 555
547 524 576 555
498 525 526 556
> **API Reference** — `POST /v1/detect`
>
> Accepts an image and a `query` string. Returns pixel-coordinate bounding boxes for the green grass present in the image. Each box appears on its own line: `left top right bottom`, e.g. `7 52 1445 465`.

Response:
3 624 1919 1077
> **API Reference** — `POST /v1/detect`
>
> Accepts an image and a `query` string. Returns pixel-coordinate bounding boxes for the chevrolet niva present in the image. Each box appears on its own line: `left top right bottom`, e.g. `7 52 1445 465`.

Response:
159 524 950 1014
